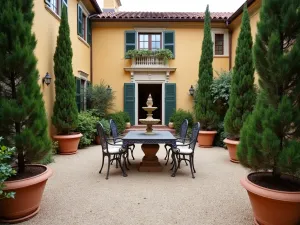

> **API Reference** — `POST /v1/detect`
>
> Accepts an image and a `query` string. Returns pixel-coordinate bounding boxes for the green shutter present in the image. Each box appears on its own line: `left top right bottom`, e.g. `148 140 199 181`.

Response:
87 19 92 45
75 77 81 112
164 31 175 58
124 83 135 124
165 83 176 123
86 81 92 109
77 4 83 37
125 31 136 58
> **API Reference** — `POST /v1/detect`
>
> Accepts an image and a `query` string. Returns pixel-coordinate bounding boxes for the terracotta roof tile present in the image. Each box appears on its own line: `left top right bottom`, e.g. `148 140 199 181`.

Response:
91 11 233 21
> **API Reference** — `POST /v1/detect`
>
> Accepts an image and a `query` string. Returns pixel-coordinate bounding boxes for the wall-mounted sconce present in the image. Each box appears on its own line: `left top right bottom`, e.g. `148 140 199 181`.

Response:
189 85 195 96
42 72 51 86
107 85 112 94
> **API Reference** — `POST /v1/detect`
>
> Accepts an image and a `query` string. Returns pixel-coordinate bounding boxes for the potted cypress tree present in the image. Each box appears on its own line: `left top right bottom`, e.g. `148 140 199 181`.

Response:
0 0 53 222
195 5 218 147
52 7 82 154
238 1 300 224
223 5 256 163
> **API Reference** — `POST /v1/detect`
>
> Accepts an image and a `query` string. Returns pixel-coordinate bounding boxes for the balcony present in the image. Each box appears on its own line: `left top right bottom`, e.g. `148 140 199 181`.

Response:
132 56 167 68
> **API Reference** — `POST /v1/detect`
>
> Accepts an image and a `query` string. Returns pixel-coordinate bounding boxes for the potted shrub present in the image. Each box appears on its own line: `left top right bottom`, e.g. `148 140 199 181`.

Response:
194 6 218 147
238 1 300 224
168 116 174 129
170 109 194 133
0 1 53 222
121 111 131 128
223 5 256 163
52 8 82 154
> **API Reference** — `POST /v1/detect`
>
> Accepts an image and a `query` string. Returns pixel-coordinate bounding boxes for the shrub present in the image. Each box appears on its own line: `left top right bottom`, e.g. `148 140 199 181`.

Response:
52 7 78 135
0 0 52 174
76 111 99 148
119 111 130 123
194 6 219 130
170 109 194 134
89 80 115 118
108 112 126 133
0 138 16 199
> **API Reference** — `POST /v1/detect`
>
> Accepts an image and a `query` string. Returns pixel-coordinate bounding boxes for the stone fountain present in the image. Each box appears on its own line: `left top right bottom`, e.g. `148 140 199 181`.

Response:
139 94 160 134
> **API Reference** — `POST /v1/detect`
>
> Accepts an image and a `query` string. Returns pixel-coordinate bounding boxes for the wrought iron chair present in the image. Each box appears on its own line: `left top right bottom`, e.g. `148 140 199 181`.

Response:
109 119 135 164
164 119 189 165
171 122 200 179
96 122 128 180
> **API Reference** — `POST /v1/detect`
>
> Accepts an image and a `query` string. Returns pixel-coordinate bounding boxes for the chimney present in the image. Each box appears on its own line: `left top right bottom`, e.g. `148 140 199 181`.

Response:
103 0 122 12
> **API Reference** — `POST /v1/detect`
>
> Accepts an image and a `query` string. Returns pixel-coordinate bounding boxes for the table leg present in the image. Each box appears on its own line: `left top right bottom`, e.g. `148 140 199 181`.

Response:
139 144 163 172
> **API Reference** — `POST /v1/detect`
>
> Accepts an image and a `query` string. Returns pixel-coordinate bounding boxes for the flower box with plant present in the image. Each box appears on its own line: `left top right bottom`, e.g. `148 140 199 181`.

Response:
52 8 82 155
125 49 174 64
0 0 53 222
238 1 300 224
194 6 219 147
223 5 256 163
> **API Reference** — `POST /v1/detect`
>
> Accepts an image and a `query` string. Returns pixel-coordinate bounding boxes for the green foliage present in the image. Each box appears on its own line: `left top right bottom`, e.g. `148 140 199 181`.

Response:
194 5 219 130
238 0 300 177
224 5 256 140
170 109 194 134
108 112 126 133
89 80 115 118
125 49 174 62
0 138 16 199
76 111 99 148
0 0 52 173
211 70 233 119
119 111 130 123
99 119 110 136
52 7 78 135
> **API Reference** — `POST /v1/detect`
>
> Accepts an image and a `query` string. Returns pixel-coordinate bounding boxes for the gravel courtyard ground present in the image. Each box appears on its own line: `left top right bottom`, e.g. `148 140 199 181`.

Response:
21 145 253 225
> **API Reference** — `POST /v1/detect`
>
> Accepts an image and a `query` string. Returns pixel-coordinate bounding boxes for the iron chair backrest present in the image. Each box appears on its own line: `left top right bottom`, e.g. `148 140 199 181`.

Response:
178 119 189 143
109 119 119 144
188 122 201 152
96 122 108 153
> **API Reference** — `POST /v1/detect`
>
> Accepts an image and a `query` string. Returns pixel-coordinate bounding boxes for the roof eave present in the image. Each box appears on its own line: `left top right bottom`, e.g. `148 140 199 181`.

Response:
90 0 102 14
91 18 228 23
227 0 256 23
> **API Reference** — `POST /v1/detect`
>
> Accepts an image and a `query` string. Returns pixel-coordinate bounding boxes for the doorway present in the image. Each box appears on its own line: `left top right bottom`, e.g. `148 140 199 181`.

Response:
138 84 162 124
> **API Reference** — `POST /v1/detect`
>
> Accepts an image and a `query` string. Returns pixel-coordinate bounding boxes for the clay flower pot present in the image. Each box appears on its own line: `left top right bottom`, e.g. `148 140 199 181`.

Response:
53 133 82 155
95 135 101 145
223 138 240 163
168 122 174 129
241 173 300 225
197 131 217 148
126 122 131 129
0 165 53 223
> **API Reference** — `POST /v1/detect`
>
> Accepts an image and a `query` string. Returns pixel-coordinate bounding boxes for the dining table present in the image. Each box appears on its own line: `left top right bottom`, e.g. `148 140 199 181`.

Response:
122 131 177 172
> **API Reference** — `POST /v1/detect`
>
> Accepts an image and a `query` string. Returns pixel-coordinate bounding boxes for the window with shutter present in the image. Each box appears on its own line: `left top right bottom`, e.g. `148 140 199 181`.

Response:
125 31 136 58
164 31 175 58
87 19 92 45
77 5 83 37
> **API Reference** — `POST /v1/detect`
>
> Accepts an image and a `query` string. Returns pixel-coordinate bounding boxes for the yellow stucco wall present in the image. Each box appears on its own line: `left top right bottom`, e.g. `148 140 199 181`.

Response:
92 22 230 115
33 0 93 135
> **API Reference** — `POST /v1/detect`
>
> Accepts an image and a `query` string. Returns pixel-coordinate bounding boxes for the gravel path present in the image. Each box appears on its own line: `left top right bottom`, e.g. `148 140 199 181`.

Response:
21 145 253 225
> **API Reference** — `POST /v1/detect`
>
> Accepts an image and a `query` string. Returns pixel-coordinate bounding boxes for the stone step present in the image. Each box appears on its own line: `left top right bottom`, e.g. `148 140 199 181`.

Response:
124 125 176 135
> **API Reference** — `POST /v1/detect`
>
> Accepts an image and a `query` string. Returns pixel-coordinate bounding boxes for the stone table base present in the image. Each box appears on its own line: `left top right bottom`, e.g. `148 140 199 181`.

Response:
138 144 162 172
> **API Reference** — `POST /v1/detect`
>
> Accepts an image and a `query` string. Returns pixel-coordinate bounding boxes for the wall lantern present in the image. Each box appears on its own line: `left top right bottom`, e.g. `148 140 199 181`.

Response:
107 85 112 94
189 85 195 96
42 72 51 86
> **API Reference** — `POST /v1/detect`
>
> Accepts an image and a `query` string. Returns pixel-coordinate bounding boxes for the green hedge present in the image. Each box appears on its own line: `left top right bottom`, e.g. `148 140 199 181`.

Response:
170 109 194 134
107 111 127 133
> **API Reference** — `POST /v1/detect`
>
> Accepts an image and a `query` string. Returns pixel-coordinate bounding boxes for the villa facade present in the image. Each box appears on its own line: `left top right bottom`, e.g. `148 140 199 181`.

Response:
34 0 261 134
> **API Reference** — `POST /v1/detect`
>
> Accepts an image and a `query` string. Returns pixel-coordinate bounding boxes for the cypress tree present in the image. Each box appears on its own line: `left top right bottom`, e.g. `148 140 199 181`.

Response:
195 5 218 130
238 0 300 177
52 7 78 135
0 0 51 173
224 5 256 140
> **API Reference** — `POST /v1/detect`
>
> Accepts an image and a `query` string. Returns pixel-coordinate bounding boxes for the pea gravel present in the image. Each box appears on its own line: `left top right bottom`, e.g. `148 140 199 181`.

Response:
20 145 253 225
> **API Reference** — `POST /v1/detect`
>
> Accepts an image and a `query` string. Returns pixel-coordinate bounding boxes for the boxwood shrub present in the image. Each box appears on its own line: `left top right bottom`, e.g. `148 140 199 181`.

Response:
170 109 194 134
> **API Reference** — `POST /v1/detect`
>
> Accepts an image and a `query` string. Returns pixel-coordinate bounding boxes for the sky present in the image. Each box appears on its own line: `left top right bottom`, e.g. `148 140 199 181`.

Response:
96 0 247 12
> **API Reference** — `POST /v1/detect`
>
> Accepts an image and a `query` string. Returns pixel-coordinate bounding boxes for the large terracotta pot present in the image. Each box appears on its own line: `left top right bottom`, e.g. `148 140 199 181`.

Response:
197 131 217 148
0 165 53 223
53 133 82 155
223 138 240 163
241 173 300 225
95 135 101 145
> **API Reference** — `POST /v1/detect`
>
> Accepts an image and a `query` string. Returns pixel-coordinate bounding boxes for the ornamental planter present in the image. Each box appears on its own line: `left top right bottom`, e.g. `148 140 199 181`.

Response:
223 138 240 163
53 133 82 155
197 131 217 148
126 122 131 129
0 165 53 223
168 122 174 129
241 173 300 225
